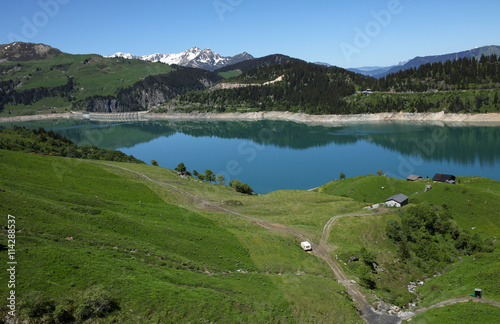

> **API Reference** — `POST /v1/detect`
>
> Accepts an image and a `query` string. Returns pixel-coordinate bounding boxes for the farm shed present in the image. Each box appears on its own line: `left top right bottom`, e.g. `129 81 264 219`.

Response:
407 174 422 181
385 194 409 208
432 173 456 184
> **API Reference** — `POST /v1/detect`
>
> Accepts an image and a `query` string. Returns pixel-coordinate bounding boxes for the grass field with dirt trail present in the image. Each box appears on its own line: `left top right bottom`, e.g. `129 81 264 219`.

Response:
0 127 499 322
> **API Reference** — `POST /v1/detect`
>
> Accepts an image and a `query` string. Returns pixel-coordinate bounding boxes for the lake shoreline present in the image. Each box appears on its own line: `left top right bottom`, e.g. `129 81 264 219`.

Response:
1 111 500 126
148 111 500 125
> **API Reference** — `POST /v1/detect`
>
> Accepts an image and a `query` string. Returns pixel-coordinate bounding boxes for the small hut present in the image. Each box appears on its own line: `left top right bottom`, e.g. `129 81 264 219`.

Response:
432 173 456 184
385 194 409 208
407 174 422 181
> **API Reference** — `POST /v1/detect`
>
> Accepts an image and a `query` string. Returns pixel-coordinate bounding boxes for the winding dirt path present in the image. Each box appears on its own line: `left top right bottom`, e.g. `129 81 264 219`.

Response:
87 161 499 323
315 211 401 324
90 161 399 322
404 297 500 320
316 210 500 322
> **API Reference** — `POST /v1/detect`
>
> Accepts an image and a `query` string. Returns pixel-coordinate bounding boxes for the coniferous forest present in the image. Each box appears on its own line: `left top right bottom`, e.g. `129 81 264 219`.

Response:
167 55 500 115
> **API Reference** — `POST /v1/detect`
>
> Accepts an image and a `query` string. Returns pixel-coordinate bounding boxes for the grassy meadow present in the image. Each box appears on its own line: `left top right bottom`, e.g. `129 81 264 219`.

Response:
408 301 500 324
316 175 500 235
315 175 500 316
218 70 242 79
0 149 362 323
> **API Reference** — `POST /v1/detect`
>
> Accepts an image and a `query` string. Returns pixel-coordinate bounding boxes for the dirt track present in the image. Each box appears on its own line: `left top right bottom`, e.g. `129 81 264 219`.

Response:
314 212 401 324
408 297 500 318
88 161 499 323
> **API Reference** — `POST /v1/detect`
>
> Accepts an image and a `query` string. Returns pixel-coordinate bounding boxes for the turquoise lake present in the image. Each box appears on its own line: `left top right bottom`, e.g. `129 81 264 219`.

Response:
2 119 499 193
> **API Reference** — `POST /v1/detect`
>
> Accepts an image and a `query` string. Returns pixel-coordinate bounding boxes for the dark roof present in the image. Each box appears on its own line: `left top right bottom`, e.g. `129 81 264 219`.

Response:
432 174 456 182
385 194 409 204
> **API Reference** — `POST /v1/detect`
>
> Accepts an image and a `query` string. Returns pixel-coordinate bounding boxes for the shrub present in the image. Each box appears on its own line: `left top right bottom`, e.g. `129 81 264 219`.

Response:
235 183 254 195
409 197 419 204
386 219 402 242
53 304 75 323
175 162 186 172
75 285 119 321
357 263 376 289
386 204 495 275
20 291 55 318
229 179 254 195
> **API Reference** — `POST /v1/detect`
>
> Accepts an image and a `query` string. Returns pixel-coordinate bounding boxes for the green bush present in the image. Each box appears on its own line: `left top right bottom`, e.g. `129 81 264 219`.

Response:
385 204 495 275
357 263 376 289
75 285 119 321
20 291 55 318
229 179 254 195
53 304 75 323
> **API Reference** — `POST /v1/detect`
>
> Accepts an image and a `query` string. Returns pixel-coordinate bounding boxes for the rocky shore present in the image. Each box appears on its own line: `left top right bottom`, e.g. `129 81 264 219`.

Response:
147 111 500 125
0 112 73 123
1 111 500 126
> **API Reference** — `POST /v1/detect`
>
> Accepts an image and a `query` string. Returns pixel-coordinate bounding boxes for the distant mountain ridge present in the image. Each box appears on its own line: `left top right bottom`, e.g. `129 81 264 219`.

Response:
374 45 500 78
106 47 254 71
347 66 396 77
347 46 500 78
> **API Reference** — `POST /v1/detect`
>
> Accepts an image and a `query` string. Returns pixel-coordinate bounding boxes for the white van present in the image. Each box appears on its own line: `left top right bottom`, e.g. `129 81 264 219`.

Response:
300 241 312 251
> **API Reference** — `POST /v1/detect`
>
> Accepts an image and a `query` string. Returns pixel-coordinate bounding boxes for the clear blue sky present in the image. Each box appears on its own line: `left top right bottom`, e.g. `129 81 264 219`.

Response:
1 0 499 68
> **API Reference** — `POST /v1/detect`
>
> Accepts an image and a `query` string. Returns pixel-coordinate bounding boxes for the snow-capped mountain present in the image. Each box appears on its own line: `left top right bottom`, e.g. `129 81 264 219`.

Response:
106 47 254 71
109 52 140 60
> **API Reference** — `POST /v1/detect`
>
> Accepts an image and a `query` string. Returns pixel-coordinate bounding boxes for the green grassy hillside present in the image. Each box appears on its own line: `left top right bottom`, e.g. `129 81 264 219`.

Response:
410 302 500 324
316 175 500 235
0 53 174 116
0 126 144 163
0 149 361 323
0 54 173 94
315 175 500 315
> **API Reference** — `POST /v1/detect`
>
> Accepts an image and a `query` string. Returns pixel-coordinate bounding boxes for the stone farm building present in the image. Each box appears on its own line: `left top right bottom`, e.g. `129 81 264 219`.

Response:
385 194 409 208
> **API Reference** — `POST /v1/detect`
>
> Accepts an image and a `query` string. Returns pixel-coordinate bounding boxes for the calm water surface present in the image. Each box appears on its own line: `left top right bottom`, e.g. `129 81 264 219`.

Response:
2 119 499 193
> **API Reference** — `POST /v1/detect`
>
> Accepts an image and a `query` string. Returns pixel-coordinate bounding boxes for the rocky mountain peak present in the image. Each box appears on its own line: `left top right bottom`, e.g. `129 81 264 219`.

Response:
105 47 254 71
0 42 62 62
